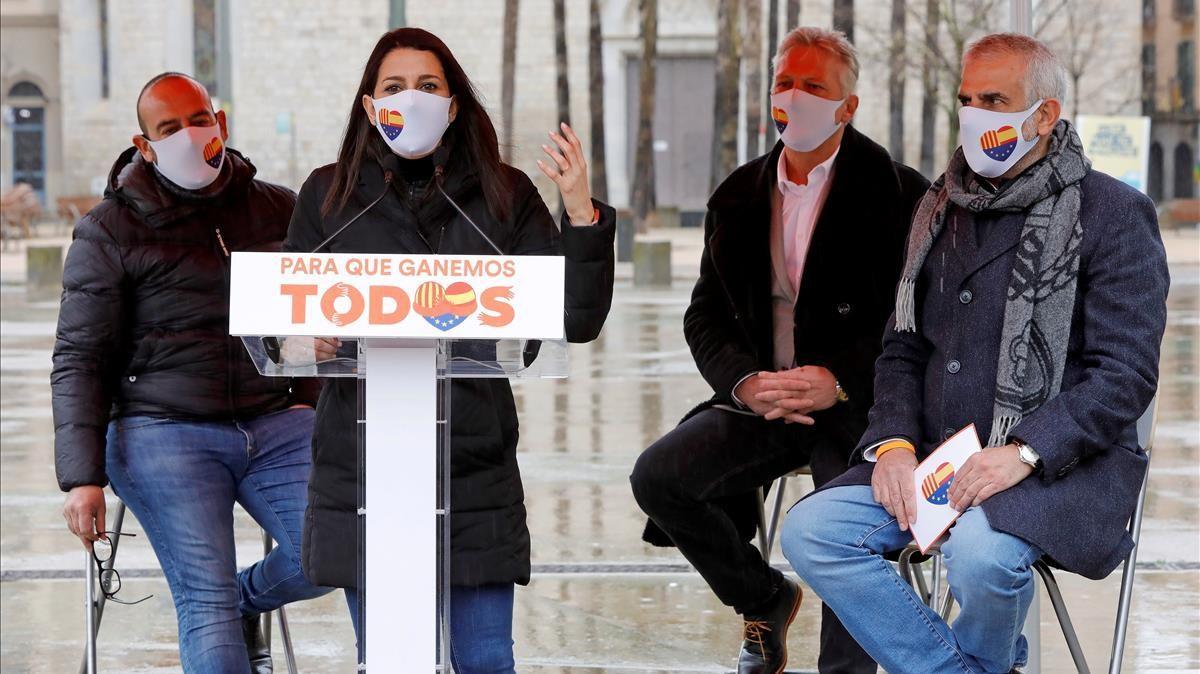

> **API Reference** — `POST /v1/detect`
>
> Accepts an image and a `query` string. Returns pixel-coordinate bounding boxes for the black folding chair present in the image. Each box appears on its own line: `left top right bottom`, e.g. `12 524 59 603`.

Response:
81 499 299 673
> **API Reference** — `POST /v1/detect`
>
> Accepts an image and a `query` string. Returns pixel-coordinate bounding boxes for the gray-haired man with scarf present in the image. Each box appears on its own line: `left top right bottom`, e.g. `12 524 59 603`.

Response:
779 33 1169 673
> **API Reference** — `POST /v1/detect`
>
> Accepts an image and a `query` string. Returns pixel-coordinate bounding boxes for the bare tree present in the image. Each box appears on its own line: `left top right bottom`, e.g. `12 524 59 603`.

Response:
743 0 764 160
1036 0 1129 121
833 0 854 42
889 0 907 162
631 0 657 231
918 0 940 176
587 0 608 201
500 0 520 164
553 0 571 127
936 0 1003 158
711 0 741 190
785 0 800 29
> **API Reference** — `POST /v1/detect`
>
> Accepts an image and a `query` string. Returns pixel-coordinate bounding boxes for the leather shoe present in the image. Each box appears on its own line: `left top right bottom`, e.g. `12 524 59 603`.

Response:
736 578 803 674
243 613 273 673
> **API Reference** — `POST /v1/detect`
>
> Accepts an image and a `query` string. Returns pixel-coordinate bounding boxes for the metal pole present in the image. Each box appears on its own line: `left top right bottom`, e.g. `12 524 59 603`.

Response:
84 551 97 674
1010 0 1033 34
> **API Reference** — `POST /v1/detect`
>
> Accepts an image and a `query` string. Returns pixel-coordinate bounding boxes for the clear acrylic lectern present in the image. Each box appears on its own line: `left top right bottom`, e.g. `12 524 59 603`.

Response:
242 336 568 672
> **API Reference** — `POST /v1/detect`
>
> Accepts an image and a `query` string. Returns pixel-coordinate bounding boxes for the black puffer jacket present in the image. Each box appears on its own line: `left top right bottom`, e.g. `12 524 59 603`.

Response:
52 147 319 491
285 151 615 588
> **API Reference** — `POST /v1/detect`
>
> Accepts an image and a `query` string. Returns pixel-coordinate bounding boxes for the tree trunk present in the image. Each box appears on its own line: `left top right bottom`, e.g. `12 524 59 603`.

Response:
888 0 906 162
711 0 741 191
1071 72 1080 122
766 0 779 142
553 0 571 127
786 0 800 28
833 0 854 42
587 0 608 202
500 0 520 164
743 0 763 160
631 0 657 231
918 0 939 177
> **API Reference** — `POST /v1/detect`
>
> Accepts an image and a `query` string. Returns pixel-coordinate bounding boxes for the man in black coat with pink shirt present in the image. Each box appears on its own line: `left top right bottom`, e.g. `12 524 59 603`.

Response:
630 27 928 674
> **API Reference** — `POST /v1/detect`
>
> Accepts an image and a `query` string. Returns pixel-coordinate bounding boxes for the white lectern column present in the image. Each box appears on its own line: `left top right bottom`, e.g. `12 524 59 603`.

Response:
363 340 438 670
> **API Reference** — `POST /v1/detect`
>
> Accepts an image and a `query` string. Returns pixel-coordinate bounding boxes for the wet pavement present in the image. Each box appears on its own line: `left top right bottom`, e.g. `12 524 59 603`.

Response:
1 234 1197 673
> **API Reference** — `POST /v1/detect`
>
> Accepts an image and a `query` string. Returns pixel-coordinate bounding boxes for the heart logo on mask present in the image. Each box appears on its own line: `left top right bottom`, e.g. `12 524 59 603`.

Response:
413 281 477 331
378 108 405 141
979 125 1019 161
202 138 224 169
771 107 789 134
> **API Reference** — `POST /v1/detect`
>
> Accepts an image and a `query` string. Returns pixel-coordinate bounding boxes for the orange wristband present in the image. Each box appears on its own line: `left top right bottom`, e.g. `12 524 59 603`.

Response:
875 439 916 458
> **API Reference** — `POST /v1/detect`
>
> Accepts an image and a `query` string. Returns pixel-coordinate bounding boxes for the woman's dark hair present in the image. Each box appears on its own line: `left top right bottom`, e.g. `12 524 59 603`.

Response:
322 28 510 221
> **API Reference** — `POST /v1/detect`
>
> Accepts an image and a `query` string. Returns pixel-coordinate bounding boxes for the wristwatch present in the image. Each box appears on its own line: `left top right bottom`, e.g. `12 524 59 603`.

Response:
834 380 849 404
1015 440 1043 473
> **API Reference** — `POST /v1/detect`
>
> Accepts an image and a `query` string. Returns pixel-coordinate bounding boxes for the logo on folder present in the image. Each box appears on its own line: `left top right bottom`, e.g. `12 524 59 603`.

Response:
378 109 405 141
414 281 477 331
979 125 1019 161
202 138 224 168
771 107 789 134
922 462 956 505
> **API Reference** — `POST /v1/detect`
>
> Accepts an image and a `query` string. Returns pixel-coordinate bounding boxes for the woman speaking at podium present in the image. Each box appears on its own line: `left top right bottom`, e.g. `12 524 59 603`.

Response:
282 27 615 672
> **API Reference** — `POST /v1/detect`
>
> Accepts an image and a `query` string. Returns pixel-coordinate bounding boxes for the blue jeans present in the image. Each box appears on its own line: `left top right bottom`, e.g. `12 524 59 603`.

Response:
346 583 515 673
106 408 332 674
782 486 1040 674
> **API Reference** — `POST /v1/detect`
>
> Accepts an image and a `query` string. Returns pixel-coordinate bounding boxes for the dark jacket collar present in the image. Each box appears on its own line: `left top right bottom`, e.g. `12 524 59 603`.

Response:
106 146 256 227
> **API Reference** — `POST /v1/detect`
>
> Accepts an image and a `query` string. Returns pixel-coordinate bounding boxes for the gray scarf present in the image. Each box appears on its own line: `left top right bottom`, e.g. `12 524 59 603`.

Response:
895 120 1090 447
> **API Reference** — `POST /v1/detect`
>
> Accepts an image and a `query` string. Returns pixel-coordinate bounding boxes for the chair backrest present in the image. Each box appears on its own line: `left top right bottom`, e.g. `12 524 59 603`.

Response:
1135 396 1158 456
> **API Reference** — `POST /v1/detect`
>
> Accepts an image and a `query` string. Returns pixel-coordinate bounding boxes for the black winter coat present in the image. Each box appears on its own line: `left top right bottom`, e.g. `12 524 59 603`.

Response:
644 128 929 545
284 153 615 588
52 148 319 491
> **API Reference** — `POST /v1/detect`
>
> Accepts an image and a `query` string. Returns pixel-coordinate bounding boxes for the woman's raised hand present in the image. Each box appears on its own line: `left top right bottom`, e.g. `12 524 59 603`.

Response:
537 122 595 226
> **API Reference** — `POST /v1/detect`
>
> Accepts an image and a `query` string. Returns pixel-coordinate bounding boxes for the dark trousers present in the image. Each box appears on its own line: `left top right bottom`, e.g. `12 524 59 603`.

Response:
630 406 876 674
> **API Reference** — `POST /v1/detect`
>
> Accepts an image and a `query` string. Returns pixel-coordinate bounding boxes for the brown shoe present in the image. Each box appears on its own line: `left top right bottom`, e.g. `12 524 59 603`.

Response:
735 578 803 674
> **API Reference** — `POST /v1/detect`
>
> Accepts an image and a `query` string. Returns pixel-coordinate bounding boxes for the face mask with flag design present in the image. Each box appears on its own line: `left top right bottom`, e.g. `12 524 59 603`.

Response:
769 88 847 153
369 89 453 159
147 124 225 190
957 100 1044 178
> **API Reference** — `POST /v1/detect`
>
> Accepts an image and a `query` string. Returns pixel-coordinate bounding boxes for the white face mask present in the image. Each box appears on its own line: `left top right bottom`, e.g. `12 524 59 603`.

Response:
770 88 847 152
369 89 453 159
147 125 225 190
958 100 1044 178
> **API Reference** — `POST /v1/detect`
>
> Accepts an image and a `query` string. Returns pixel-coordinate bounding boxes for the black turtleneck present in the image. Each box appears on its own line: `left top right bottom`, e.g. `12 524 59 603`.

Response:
396 155 435 185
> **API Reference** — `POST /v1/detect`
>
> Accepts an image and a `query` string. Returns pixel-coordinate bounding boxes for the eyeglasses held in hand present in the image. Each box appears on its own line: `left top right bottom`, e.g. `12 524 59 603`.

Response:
92 532 153 606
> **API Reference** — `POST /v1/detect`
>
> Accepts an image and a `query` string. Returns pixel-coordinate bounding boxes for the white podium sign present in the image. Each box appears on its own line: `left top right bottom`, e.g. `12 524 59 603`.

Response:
229 251 568 671
229 252 565 339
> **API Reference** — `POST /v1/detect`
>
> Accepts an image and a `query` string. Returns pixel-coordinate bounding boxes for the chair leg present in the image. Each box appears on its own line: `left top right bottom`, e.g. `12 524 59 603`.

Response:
930 554 944 613
277 606 299 674
911 557 931 605
261 530 274 651
260 527 299 673
764 476 789 558
80 501 127 674
1023 577 1041 674
1109 465 1150 674
1035 562 1091 674
84 551 97 674
897 547 916 587
755 486 769 556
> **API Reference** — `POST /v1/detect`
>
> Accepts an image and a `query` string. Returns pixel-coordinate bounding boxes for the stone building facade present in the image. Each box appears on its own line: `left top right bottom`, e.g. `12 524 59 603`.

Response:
0 0 1160 217
1142 0 1198 203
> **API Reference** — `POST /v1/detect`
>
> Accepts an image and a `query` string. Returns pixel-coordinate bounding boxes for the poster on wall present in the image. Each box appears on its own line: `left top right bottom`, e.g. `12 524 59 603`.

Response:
1076 115 1152 194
